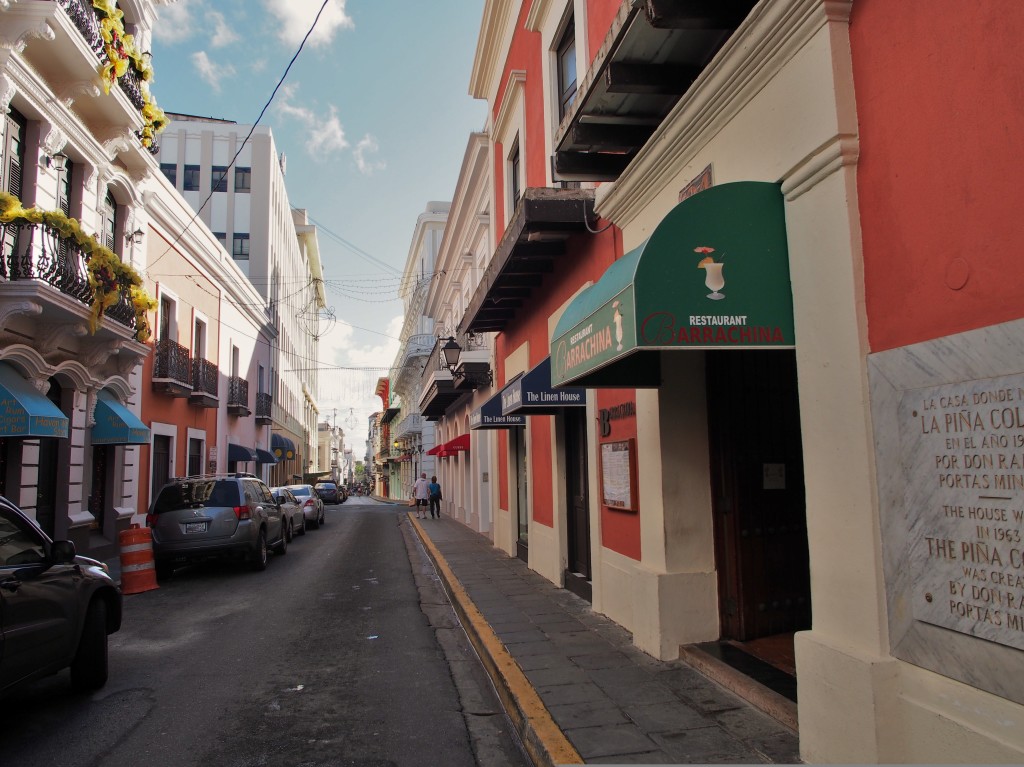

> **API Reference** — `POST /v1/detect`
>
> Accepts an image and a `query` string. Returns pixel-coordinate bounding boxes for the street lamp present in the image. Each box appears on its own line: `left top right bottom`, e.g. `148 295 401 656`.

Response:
441 336 461 372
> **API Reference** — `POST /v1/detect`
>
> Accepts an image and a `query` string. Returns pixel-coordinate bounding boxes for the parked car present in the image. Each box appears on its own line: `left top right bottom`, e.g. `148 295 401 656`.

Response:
314 481 341 504
285 484 325 530
0 495 122 695
147 474 288 577
271 487 306 539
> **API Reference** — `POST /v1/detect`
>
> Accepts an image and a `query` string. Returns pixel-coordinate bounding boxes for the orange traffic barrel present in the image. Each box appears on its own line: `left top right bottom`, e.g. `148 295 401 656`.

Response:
118 524 159 595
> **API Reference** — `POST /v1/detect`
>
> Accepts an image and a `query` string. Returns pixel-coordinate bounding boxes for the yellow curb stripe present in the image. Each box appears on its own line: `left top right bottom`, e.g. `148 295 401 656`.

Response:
408 512 583 766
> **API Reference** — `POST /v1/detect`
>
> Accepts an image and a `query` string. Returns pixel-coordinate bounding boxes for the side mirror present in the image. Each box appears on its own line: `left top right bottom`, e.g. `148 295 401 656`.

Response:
51 539 77 564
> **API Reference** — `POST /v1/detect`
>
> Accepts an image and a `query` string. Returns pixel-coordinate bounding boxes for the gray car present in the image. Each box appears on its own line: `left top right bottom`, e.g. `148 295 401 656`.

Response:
283 484 325 530
271 487 305 540
0 495 122 695
147 474 287 578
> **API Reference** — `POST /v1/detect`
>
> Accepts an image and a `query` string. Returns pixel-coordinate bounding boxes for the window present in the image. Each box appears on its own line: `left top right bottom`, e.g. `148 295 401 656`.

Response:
160 163 177 186
508 140 521 210
193 318 206 359
213 232 227 250
159 294 177 341
211 165 228 193
557 18 578 120
232 233 250 260
100 191 117 251
1 108 26 198
183 165 200 191
235 166 251 192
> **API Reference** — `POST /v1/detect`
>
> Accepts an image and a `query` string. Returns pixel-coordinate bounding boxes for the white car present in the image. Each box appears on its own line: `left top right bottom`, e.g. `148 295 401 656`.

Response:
283 484 325 530
271 487 306 540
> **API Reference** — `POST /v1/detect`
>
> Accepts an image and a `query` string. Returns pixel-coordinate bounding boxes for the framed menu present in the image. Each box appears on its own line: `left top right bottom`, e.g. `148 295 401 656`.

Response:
601 439 638 512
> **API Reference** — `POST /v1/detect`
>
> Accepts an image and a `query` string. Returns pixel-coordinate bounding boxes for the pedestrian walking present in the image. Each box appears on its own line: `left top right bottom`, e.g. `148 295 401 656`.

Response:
428 476 442 519
412 473 429 519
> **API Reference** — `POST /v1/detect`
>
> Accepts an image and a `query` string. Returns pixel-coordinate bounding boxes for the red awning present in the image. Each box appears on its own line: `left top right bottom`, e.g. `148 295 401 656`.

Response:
426 443 445 456
438 434 470 458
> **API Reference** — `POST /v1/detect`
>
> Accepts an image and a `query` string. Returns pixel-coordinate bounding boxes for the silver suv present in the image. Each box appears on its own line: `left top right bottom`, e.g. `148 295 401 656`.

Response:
147 474 287 578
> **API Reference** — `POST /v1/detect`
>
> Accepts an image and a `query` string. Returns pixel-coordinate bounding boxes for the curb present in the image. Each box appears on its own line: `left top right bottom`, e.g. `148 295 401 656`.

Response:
408 512 583 767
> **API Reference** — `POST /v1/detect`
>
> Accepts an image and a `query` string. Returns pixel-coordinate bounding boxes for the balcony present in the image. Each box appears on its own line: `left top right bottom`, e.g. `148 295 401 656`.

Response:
152 339 192 396
393 412 422 441
5 0 151 156
227 376 250 417
189 358 218 408
418 337 464 421
1 221 140 337
450 331 493 393
255 392 272 426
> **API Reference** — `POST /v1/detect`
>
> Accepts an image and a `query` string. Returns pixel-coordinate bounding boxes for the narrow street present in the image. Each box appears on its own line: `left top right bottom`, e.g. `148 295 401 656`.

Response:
0 498 528 767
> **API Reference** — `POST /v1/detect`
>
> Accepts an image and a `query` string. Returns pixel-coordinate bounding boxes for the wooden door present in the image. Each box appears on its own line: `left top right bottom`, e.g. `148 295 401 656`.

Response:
706 350 811 640
511 428 528 562
563 408 592 601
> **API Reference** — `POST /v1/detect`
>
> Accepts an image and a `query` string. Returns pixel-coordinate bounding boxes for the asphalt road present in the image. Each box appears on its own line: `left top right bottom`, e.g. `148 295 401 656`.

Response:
0 498 528 767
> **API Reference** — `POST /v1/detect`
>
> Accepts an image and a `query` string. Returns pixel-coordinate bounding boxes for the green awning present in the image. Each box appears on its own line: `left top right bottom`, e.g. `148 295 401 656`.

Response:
92 390 149 445
0 362 68 438
551 182 794 387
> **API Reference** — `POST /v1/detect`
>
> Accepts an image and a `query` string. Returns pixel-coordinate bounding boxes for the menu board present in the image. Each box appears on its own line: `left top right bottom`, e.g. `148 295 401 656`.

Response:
601 439 637 512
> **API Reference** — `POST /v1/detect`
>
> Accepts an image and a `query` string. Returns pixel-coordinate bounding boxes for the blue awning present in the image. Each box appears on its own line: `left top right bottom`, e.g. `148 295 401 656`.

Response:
271 433 295 459
470 388 525 430
228 442 257 462
255 447 277 464
500 357 586 416
91 390 149 445
0 362 68 438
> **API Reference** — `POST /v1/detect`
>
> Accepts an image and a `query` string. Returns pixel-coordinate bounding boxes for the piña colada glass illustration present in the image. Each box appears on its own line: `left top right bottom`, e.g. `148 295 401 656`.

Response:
696 246 724 300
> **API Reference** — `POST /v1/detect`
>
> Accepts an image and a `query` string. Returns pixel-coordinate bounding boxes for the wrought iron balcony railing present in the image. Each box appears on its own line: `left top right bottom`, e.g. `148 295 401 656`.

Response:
190 358 218 407
152 338 191 396
255 391 272 425
227 376 250 416
1 221 138 336
58 0 105 58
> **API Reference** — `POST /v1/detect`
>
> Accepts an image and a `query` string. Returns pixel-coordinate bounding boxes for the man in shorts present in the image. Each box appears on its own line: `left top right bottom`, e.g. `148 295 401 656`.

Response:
413 472 429 519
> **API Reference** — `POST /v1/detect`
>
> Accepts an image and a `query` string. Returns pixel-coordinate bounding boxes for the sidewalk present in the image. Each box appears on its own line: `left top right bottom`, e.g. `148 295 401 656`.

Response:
404 510 801 766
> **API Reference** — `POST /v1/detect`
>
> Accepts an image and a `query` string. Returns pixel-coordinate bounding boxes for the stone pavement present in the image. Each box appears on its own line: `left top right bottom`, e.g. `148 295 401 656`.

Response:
405 510 801 766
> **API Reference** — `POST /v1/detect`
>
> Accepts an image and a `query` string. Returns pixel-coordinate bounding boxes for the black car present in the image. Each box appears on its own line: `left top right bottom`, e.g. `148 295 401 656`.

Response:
314 482 340 504
0 495 122 695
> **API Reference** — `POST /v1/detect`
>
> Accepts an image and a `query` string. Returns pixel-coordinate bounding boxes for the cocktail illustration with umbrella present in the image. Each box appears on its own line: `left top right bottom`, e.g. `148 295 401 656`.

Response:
695 246 725 300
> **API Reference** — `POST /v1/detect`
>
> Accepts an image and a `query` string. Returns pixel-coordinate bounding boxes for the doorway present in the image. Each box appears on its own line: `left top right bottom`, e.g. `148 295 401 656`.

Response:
706 350 810 643
152 435 172 500
510 427 528 562
563 408 592 601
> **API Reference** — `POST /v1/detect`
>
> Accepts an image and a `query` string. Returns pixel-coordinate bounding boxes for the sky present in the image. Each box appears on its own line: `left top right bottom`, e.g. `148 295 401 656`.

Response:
150 0 487 443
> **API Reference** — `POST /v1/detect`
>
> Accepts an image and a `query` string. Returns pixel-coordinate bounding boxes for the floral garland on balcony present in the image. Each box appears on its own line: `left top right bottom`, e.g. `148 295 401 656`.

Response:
0 192 157 342
91 0 169 150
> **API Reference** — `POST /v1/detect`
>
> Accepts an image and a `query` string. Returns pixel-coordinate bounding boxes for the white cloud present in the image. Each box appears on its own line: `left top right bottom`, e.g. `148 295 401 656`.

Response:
154 0 198 44
353 135 386 176
191 51 236 92
263 0 354 49
275 86 350 158
207 10 239 48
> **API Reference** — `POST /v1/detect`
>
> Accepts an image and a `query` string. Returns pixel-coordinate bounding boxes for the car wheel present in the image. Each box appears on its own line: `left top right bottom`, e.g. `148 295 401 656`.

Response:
319 507 326 526
309 513 320 530
70 599 108 692
284 519 293 543
298 517 306 536
274 523 288 555
251 529 268 570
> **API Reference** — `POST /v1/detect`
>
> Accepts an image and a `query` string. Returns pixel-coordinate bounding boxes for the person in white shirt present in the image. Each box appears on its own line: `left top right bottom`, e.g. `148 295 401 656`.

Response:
412 473 430 519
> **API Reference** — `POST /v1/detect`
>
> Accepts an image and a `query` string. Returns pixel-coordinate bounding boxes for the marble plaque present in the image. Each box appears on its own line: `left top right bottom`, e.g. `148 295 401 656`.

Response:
901 376 1024 650
870 317 1024 705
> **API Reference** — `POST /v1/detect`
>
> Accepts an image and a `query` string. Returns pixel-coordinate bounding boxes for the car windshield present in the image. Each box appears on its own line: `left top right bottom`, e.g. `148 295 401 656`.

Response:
152 480 237 513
